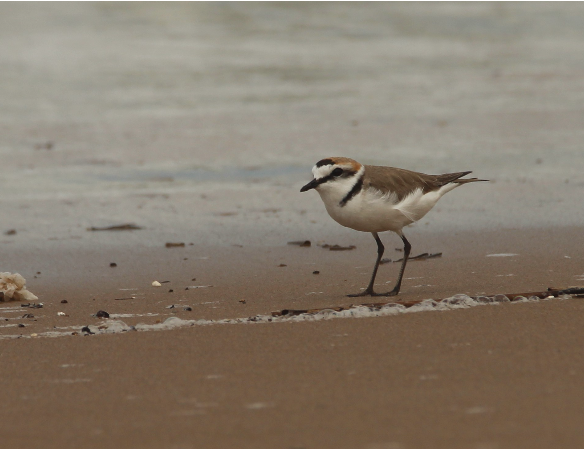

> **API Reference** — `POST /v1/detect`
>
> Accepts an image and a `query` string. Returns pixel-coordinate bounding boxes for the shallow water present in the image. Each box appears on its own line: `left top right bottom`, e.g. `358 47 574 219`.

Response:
2 3 584 245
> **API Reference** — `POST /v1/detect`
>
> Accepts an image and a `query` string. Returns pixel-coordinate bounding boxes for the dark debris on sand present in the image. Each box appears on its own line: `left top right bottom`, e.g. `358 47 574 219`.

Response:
87 223 142 231
319 244 356 251
380 252 442 264
165 242 185 248
287 240 311 247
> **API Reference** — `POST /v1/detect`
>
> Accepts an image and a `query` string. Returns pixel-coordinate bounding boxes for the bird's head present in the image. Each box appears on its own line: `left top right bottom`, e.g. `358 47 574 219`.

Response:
300 157 363 193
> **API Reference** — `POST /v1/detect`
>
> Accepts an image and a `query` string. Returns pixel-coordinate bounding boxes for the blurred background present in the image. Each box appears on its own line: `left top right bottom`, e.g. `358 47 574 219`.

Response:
1 2 583 247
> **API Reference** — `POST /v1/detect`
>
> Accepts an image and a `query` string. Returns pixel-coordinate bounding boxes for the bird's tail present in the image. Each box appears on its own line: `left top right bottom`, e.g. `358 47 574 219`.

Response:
453 177 489 185
435 171 489 186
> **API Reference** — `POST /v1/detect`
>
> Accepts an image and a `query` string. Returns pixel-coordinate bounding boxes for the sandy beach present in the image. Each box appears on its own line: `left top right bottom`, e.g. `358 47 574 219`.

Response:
2 2 584 448
4 293 584 448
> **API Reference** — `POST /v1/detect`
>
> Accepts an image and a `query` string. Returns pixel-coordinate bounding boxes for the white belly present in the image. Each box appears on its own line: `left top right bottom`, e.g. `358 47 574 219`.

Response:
323 194 413 232
317 184 457 233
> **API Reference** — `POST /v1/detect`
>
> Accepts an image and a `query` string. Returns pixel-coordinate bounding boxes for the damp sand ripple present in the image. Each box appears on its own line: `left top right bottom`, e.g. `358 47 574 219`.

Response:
0 293 572 340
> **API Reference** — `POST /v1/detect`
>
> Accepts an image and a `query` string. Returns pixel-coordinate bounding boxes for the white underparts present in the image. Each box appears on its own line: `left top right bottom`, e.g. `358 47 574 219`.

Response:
316 178 461 233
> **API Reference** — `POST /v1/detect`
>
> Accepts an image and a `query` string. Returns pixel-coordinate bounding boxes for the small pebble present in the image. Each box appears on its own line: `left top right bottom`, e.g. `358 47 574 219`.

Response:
184 306 192 311
110 262 117 267
95 310 110 319
61 300 68 304
18 324 25 328
313 270 320 275
278 264 287 267
57 312 66 316
168 289 174 293
152 281 162 287
81 326 94 335
239 299 246 304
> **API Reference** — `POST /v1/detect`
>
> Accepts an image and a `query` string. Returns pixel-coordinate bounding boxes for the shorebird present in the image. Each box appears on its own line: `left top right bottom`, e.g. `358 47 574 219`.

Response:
301 157 486 297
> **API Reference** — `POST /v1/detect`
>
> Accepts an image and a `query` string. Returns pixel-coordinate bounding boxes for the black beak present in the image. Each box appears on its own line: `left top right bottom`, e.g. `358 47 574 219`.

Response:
300 179 320 192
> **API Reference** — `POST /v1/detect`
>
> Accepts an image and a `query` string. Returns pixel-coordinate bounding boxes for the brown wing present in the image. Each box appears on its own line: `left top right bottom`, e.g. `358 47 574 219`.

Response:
364 165 476 201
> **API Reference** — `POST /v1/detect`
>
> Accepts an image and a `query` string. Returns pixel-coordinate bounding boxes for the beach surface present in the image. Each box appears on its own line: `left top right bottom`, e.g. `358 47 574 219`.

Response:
2 2 584 448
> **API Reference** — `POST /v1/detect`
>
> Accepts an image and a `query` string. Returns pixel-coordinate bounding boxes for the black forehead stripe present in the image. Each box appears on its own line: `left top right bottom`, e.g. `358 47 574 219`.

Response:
316 158 335 168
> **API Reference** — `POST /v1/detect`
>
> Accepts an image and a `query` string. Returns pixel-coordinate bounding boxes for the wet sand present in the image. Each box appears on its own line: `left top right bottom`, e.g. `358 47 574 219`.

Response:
3 226 584 333
3 298 584 449
2 227 584 448
3 2 584 448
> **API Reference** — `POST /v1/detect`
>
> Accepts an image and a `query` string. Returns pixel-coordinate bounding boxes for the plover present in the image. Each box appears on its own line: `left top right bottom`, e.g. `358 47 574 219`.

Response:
301 157 487 297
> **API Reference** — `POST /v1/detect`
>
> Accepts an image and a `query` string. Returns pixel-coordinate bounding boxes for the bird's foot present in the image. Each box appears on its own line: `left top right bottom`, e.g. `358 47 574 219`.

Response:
347 289 400 298
347 290 372 298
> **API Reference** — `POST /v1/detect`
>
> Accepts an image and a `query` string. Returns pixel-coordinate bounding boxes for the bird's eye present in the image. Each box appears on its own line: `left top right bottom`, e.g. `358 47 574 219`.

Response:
332 168 344 177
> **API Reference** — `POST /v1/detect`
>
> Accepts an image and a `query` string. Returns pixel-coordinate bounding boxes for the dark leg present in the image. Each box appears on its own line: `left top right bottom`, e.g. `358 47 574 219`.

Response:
347 232 385 297
347 232 411 297
386 233 411 296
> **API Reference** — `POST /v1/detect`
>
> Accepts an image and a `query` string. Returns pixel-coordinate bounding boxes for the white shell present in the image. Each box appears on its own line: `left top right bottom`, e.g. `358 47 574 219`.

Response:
0 272 38 302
